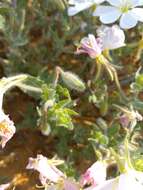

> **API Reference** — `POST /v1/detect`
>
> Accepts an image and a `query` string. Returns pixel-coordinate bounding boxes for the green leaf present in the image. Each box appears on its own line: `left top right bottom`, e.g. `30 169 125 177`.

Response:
64 108 78 116
56 85 71 100
42 85 56 101
132 99 143 111
108 124 120 137
55 100 71 109
94 131 109 145
49 107 74 130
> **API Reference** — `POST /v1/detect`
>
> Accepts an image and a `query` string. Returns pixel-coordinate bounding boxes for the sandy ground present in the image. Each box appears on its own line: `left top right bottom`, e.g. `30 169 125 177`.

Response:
0 129 54 190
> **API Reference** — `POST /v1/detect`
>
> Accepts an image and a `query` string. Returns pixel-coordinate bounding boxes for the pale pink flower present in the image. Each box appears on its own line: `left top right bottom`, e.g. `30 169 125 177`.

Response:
0 93 16 148
0 111 16 148
64 179 80 190
120 114 130 128
76 34 102 58
26 154 65 184
81 161 106 188
0 183 10 190
84 169 143 190
97 25 125 50
119 107 142 129
84 178 116 190
42 179 80 190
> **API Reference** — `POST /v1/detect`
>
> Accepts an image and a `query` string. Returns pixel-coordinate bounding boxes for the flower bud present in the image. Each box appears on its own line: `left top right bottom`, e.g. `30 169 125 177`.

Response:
60 70 86 92
52 0 67 11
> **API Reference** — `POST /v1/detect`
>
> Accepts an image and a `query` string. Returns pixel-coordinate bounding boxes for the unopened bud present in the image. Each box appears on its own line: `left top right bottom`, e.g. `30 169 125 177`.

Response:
96 117 108 131
60 70 86 92
52 0 67 11
100 100 108 117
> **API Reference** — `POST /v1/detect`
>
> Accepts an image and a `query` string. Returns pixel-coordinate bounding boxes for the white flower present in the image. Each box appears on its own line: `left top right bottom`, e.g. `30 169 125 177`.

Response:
84 178 115 190
93 0 143 29
0 93 16 148
81 161 106 187
26 154 65 184
97 25 125 50
89 169 143 190
68 0 105 16
0 183 10 190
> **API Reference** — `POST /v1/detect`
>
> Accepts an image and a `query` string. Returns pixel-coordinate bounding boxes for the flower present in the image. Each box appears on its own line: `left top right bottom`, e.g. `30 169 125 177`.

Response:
0 183 10 190
86 169 143 190
93 0 143 29
76 34 102 58
118 106 143 129
26 154 65 184
0 93 16 148
64 179 80 190
68 0 105 16
81 161 106 188
84 178 115 190
27 155 80 190
0 112 16 148
97 25 125 50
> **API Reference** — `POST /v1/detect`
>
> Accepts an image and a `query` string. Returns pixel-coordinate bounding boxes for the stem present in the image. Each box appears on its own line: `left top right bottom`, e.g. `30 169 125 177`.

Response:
103 49 112 62
20 9 26 32
53 66 61 88
16 83 42 93
124 132 133 170
0 75 27 92
94 61 102 82
113 68 128 101
132 35 143 64
110 148 125 173
103 61 114 81
0 75 27 111
95 55 128 101
0 74 27 94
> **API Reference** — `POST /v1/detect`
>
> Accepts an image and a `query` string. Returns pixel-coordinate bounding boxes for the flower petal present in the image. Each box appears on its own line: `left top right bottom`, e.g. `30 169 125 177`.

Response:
131 8 143 22
85 178 118 190
93 6 121 24
120 11 138 29
0 183 10 190
118 172 143 190
81 161 106 187
26 155 65 183
130 0 143 7
97 25 125 50
93 0 105 3
64 179 80 190
68 1 94 16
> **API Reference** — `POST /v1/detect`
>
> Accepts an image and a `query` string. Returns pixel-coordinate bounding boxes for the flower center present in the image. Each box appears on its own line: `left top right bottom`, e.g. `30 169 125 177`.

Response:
120 2 132 13
0 121 11 134
121 6 129 13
